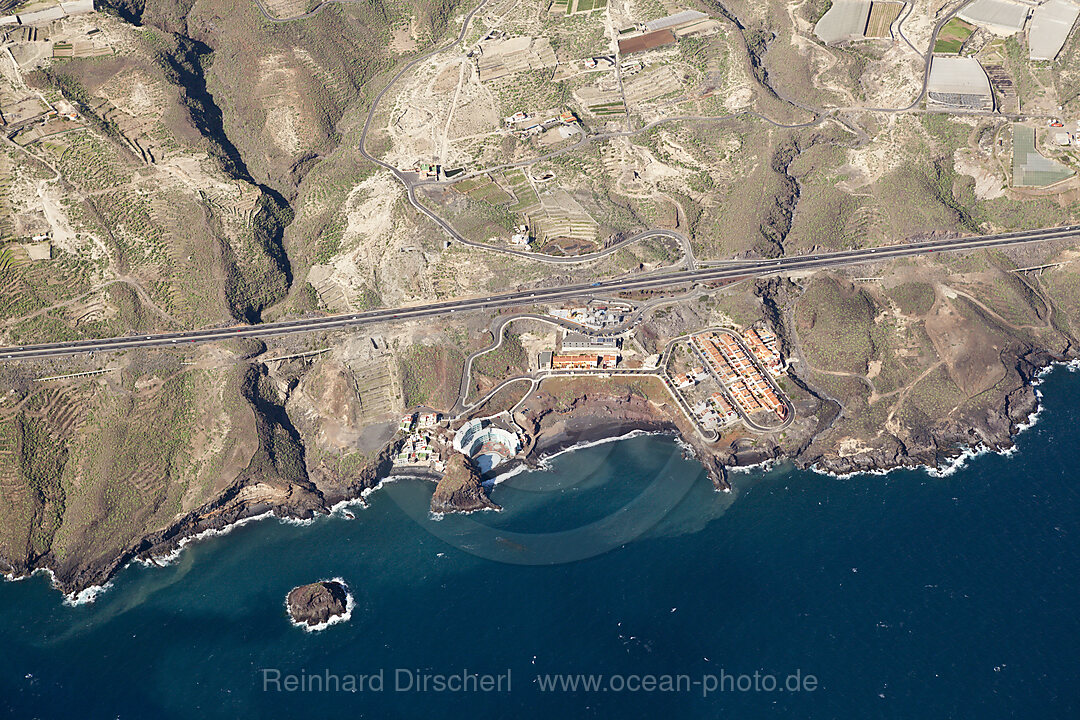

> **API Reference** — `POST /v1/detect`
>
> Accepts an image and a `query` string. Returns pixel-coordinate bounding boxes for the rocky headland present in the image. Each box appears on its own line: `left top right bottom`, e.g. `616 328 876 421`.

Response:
430 453 500 514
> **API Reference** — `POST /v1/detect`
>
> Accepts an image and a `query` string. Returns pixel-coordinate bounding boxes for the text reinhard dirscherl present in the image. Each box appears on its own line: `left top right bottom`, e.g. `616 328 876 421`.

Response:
259 668 819 697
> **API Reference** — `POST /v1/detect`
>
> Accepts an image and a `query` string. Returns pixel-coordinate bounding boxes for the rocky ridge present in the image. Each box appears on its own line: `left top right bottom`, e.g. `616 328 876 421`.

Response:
430 453 500 514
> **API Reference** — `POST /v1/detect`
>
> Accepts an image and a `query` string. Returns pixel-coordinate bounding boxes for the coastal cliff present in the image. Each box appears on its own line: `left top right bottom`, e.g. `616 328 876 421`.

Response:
3 270 1077 601
515 381 729 488
0 348 1066 599
797 348 1047 476
519 388 680 453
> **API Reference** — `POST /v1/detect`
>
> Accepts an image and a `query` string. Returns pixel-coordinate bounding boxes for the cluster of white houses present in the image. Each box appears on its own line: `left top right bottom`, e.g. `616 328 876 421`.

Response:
673 366 708 388
399 411 441 432
691 392 740 430
394 412 446 469
395 433 445 470
393 412 524 475
548 304 630 330
503 108 577 138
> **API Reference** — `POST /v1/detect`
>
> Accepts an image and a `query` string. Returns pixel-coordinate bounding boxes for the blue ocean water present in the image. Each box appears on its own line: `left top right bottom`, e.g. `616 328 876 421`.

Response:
3 368 1080 718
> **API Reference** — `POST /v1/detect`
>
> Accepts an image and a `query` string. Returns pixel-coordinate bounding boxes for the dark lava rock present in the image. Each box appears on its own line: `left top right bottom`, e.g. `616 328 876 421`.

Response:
430 453 500 514
286 580 349 627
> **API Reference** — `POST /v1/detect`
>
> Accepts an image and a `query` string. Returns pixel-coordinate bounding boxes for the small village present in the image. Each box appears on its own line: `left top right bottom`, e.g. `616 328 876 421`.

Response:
393 408 526 477
393 410 447 471
529 317 791 437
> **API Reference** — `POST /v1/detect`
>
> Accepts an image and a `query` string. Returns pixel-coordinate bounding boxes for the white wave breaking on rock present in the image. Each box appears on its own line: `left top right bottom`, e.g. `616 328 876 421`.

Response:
809 361 1072 481
287 577 355 633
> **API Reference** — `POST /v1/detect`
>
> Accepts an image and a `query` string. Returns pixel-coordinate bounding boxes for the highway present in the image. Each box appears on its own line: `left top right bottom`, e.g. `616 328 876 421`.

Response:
2 224 1077 362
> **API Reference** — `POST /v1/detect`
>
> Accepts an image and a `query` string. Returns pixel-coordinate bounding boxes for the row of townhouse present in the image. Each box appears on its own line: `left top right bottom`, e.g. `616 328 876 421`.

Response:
727 379 761 414
693 335 740 385
694 332 786 421
742 326 783 375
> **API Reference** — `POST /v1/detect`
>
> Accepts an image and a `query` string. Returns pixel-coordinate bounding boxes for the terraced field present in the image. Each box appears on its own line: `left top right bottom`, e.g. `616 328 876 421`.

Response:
500 168 541 214
865 1 903 38
528 188 599 247
348 355 399 421
588 101 627 116
452 175 514 205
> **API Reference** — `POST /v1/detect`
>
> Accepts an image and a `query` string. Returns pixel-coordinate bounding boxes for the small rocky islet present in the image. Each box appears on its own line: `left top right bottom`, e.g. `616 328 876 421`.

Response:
286 580 351 628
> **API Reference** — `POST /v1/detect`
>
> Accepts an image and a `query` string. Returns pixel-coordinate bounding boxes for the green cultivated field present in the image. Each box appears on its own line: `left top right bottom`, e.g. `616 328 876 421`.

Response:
552 0 608 14
934 18 975 54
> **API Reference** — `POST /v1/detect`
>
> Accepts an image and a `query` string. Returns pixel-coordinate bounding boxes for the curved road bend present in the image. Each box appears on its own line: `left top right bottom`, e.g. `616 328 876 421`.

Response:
269 0 979 274
410 105 824 193
454 285 722 411
454 313 609 412
456 375 535 420
858 0 976 114
3 225 1078 362
252 0 366 22
418 226 695 268
351 0 971 269
354 0 816 269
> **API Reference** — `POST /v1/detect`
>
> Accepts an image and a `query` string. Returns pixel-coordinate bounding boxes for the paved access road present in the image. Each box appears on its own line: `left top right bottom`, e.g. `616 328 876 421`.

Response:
2 224 1077 362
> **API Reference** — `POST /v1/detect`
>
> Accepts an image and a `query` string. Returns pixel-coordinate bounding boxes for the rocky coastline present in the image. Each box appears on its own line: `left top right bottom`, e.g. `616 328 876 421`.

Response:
793 348 1050 478
2 352 1066 600
515 388 730 489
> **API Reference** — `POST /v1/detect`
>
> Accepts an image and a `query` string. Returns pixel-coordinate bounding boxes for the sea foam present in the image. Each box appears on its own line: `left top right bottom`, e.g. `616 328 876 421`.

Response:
286 577 355 632
809 360 1072 481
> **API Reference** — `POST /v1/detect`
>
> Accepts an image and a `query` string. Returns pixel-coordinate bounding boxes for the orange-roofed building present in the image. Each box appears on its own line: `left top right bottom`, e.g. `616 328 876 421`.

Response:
552 354 599 370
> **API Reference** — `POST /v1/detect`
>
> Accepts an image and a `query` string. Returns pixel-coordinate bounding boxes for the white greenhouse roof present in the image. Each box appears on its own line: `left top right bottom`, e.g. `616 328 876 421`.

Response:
1029 0 1080 60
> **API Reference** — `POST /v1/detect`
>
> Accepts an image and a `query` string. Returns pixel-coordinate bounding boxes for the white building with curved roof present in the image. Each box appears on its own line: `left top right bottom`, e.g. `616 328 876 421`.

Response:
813 0 872 44
1029 0 1080 60
958 0 1030 36
927 56 994 110
453 419 523 473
